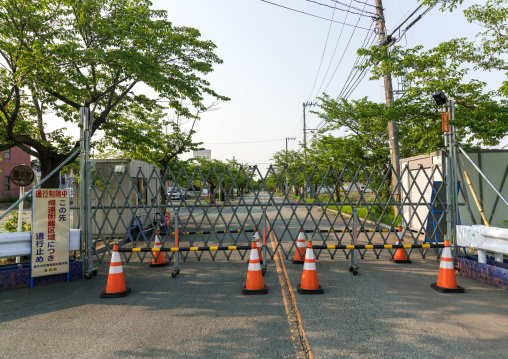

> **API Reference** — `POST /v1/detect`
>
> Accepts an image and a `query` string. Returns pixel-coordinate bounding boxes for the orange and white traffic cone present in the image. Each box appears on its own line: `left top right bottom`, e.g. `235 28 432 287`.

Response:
292 230 306 264
150 232 168 267
391 226 411 263
297 238 324 294
431 239 464 293
101 243 131 298
242 238 268 295
254 231 263 262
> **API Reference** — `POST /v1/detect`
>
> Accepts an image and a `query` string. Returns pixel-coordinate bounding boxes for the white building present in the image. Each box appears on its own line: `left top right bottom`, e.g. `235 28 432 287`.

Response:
193 149 211 159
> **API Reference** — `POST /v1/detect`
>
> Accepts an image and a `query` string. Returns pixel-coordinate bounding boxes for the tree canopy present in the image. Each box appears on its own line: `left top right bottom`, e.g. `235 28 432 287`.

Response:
0 0 228 186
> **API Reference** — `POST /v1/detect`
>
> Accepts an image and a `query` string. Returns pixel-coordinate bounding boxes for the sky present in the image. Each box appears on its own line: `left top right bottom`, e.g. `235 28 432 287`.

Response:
65 0 503 173
148 0 505 173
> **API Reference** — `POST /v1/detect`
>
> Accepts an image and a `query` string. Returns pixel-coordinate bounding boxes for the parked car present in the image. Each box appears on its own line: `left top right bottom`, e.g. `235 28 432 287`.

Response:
167 187 188 200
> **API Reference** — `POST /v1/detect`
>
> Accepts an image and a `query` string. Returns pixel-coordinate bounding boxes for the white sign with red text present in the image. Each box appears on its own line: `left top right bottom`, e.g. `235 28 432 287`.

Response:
31 189 70 278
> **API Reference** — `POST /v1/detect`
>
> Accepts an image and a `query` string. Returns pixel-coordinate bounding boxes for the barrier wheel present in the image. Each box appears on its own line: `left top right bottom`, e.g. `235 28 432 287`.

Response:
92 269 98 276
349 266 354 273
84 273 93 280
262 268 267 276
352 269 358 276
171 272 178 278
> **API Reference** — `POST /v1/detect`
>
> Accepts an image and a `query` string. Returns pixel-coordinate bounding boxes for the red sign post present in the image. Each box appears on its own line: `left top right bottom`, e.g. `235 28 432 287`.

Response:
441 112 450 133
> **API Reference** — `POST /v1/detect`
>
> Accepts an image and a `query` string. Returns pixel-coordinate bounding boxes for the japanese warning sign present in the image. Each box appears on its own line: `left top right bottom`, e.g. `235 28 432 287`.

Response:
31 189 70 278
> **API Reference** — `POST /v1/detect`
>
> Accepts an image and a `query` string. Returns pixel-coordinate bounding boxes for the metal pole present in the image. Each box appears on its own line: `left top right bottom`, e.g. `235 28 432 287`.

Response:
16 185 23 265
457 145 508 208
303 103 306 163
262 206 267 270
444 102 453 255
174 210 180 275
450 101 460 256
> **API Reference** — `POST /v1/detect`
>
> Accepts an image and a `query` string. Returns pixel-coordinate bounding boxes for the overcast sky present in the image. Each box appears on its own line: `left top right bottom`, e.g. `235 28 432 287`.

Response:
149 0 504 172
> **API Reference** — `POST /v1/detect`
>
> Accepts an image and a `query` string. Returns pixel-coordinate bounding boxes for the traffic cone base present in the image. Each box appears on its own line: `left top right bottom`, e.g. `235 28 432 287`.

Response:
297 284 324 294
242 285 268 295
430 283 464 293
101 287 131 298
292 258 305 264
391 257 412 264
149 260 169 268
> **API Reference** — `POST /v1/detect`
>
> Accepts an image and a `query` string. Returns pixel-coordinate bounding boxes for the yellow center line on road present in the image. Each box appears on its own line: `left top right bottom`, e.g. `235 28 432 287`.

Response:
265 208 313 359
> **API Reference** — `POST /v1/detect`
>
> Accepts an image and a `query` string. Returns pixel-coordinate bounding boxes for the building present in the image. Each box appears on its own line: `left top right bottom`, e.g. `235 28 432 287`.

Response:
0 147 32 200
72 158 159 236
400 149 508 238
193 149 211 160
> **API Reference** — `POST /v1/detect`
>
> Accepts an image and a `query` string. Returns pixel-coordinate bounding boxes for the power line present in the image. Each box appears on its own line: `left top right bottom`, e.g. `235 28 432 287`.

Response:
329 0 378 15
204 138 287 145
307 1 338 102
306 0 377 17
319 1 372 96
258 0 372 30
310 0 355 101
352 0 377 8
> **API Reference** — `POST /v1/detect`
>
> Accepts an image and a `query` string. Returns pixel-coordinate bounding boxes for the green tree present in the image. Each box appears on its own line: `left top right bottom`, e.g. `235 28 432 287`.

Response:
358 0 508 146
0 0 228 187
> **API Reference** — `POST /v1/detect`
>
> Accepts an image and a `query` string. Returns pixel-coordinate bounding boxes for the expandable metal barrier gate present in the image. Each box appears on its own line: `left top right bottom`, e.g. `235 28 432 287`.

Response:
76 158 458 279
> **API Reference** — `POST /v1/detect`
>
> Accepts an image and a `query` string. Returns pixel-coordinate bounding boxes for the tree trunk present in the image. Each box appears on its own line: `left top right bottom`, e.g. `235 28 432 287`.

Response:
40 154 64 189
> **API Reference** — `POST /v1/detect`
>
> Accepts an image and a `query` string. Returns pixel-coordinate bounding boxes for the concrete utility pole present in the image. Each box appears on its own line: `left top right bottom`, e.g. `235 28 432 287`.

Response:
302 102 317 163
375 0 401 208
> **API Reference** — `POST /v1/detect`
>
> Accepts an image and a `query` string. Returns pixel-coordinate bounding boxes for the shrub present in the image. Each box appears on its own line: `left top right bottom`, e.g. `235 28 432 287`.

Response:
2 211 31 232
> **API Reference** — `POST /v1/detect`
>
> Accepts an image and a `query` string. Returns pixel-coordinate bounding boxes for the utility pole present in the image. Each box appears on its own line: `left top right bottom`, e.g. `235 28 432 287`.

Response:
303 101 317 163
286 137 296 194
375 0 401 212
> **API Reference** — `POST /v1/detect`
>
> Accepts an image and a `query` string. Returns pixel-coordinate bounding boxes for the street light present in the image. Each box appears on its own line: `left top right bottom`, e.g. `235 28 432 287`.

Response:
432 91 447 105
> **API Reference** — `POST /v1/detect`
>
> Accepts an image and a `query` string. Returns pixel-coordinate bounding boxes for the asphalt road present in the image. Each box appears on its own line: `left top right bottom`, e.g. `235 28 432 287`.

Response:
1 194 507 358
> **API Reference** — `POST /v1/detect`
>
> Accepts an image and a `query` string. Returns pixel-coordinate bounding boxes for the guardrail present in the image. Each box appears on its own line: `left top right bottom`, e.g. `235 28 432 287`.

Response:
456 225 508 264
0 229 81 258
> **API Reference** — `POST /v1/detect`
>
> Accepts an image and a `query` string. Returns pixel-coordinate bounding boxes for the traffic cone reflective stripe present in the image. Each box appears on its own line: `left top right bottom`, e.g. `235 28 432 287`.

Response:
392 227 411 263
431 240 464 293
292 230 306 264
150 232 168 267
101 244 131 298
242 240 268 295
297 239 324 294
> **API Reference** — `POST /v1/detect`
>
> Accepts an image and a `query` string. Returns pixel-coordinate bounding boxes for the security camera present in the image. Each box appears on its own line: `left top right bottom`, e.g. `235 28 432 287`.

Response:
432 91 447 105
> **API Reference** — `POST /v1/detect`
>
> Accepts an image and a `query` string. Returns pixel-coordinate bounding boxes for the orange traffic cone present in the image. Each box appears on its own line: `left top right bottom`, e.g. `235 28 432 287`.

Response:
391 226 411 263
431 239 464 293
150 232 168 267
242 238 268 295
297 238 324 294
254 231 263 262
101 243 131 298
292 230 306 264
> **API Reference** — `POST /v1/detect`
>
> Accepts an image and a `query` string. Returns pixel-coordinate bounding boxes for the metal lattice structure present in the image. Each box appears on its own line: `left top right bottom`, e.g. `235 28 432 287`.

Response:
77 163 449 264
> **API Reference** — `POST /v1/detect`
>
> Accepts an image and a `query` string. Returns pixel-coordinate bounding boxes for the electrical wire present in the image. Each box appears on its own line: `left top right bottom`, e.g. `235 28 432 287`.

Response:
306 0 376 17
310 0 356 100
258 0 372 30
329 0 378 16
352 0 377 8
318 1 374 98
307 1 339 102
204 138 286 145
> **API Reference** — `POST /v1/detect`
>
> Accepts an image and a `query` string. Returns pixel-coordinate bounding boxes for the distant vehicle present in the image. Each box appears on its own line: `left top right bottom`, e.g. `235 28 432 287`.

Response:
167 187 188 200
